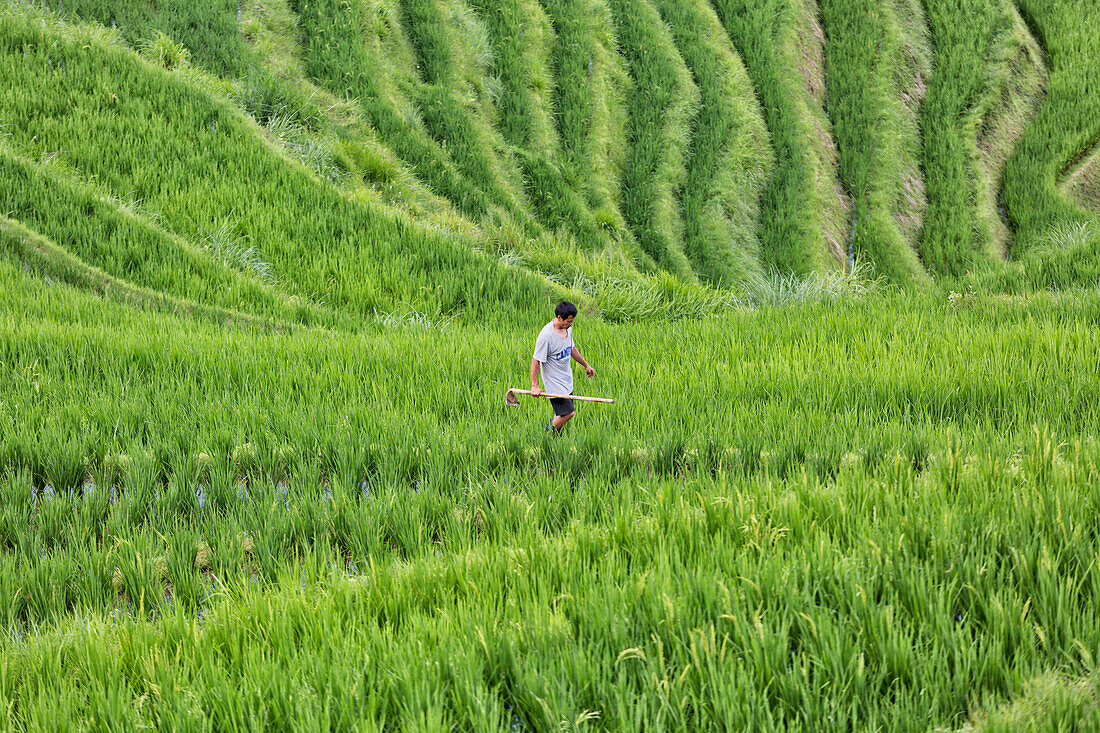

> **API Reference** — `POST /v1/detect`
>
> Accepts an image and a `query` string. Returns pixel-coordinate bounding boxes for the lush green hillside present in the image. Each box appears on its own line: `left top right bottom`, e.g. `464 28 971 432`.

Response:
4 0 1100 727
4 0 1096 300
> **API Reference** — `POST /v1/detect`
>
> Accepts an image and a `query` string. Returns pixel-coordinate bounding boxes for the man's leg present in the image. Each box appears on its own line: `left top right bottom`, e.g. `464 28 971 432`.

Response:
551 411 574 430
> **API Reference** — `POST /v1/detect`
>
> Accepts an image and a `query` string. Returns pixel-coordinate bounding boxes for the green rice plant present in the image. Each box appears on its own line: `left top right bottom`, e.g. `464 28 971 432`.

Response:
608 0 698 281
819 0 931 283
140 29 190 71
711 0 848 274
1003 0 1100 249
123 452 160 528
113 535 167 615
652 0 772 285
164 525 204 611
3 442 1100 727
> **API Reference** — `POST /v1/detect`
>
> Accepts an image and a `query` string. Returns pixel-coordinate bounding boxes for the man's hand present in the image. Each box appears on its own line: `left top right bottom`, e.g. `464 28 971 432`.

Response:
531 384 542 396
584 364 595 379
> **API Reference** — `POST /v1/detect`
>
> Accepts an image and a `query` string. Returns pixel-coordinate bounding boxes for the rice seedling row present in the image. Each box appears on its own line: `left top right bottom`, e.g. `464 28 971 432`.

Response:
3 440 1099 728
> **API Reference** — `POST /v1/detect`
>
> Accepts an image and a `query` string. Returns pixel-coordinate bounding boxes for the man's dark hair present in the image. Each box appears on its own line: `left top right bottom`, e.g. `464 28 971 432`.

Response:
555 301 578 319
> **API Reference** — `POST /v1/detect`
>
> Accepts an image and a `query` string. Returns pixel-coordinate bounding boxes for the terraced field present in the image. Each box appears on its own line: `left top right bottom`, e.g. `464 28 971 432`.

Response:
3 0 1100 727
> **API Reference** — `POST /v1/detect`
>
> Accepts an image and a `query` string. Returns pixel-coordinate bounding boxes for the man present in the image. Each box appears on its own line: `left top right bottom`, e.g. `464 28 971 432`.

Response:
531 301 595 432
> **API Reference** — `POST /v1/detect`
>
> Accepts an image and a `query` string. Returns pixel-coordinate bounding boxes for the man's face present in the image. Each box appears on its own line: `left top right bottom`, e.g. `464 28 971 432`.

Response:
556 315 575 329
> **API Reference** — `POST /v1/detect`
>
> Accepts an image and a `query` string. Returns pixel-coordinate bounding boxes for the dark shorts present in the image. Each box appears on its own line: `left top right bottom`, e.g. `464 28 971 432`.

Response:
549 395 575 417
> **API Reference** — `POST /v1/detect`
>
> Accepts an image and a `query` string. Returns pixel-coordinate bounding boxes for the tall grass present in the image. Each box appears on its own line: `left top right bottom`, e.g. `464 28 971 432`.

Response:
820 0 931 283
608 0 698 281
969 220 1100 293
653 0 772 285
1003 0 1100 249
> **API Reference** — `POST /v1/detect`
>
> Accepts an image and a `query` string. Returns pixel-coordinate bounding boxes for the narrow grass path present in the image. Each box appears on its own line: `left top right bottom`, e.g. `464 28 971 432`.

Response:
1060 141 1100 213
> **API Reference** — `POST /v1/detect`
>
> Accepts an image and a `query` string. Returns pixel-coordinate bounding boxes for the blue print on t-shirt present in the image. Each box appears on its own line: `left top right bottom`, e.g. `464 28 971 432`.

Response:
553 346 573 361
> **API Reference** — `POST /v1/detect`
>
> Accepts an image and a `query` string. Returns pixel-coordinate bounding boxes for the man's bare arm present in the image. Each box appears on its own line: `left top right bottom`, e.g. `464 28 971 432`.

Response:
530 358 542 395
571 347 595 378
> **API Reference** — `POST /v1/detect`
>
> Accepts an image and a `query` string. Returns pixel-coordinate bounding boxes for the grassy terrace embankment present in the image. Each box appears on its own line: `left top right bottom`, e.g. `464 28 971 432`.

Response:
712 0 846 274
920 0 1010 275
919 0 1055 273
400 0 540 234
32 0 253 74
538 0 645 268
0 7 550 322
468 0 609 253
610 0 698 281
0 150 305 323
820 0 930 283
290 0 500 223
1003 0 1100 248
654 0 772 286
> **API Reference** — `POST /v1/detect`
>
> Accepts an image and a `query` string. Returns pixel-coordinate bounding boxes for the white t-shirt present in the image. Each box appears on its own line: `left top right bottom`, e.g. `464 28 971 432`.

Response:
532 321 574 395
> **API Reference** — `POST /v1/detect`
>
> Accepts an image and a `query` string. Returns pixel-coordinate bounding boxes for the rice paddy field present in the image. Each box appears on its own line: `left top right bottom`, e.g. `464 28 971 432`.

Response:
2 0 1100 728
